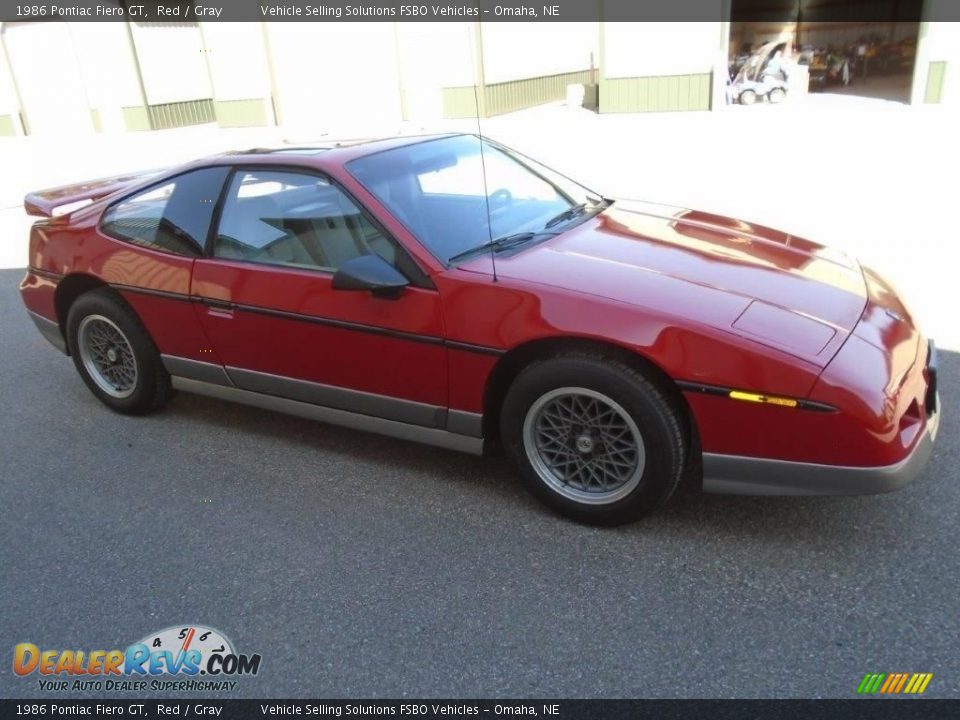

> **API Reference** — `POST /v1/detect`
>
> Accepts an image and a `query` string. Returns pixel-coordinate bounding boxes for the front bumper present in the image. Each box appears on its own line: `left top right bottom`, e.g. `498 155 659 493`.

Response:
702 393 939 496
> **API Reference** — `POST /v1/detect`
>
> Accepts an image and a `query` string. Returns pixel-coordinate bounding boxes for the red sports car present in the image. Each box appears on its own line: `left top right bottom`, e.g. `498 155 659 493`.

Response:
19 134 940 524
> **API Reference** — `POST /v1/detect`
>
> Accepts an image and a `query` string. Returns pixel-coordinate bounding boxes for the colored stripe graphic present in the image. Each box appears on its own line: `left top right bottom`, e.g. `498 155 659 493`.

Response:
894 674 910 693
905 673 934 694
858 673 932 694
857 673 886 694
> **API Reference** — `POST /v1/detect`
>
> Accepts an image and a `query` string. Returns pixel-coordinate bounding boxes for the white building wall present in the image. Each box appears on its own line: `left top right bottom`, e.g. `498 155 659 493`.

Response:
129 22 211 105
395 22 473 121
200 22 271 102
0 30 20 123
604 22 718 78
481 22 596 83
266 22 403 136
912 16 959 105
1 23 93 135
69 22 143 131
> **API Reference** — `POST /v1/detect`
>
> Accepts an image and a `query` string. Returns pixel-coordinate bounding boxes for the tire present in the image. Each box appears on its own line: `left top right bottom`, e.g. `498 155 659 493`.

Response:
500 354 687 525
739 89 757 106
66 288 171 414
767 87 786 104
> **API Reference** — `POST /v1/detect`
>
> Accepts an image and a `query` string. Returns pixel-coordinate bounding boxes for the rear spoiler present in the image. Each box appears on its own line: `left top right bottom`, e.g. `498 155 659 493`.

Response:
24 169 162 218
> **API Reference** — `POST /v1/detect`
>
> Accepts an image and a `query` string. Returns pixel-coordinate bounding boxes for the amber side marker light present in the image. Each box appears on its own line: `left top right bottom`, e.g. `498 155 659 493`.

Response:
728 390 799 408
676 381 836 412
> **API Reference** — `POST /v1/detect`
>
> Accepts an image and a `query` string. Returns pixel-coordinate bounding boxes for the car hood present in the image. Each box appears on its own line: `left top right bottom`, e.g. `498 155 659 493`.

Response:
478 200 868 366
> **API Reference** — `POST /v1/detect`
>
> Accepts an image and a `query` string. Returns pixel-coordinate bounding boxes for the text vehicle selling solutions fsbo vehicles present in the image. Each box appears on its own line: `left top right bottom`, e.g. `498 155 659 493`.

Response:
19 134 940 524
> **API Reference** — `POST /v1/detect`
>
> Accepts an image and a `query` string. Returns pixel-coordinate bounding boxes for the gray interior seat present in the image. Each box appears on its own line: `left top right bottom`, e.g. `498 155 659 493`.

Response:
217 195 314 266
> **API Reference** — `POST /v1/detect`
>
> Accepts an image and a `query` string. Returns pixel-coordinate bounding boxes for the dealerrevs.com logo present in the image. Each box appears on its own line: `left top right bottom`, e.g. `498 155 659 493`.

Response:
13 625 261 693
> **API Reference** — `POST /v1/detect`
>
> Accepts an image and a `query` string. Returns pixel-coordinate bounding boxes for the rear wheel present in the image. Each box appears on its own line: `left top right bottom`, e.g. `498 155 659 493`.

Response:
767 87 786 104
66 289 171 414
500 354 687 525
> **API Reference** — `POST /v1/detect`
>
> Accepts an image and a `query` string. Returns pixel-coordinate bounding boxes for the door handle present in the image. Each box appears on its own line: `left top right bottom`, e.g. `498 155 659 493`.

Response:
198 297 234 318
199 297 233 309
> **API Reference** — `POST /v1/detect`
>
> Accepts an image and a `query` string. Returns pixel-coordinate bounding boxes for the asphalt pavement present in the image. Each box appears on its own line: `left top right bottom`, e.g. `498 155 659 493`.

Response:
1 267 957 699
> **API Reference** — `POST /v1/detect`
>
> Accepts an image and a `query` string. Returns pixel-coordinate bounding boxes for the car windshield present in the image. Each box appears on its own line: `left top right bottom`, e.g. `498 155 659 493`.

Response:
346 135 602 264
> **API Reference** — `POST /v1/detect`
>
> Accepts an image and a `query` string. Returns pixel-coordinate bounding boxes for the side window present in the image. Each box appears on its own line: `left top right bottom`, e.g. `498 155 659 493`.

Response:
100 167 229 256
212 170 400 272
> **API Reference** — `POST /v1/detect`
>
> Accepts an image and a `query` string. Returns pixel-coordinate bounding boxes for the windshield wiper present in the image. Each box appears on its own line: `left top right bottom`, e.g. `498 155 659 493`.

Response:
448 231 559 265
544 197 612 230
544 203 588 229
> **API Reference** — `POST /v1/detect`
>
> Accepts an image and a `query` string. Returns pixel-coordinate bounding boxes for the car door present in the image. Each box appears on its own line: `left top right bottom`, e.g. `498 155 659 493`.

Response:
189 166 449 427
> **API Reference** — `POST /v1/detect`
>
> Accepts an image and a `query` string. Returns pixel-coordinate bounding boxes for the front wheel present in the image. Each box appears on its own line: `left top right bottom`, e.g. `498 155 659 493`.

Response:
500 355 687 525
767 87 786 104
739 89 757 105
66 288 172 414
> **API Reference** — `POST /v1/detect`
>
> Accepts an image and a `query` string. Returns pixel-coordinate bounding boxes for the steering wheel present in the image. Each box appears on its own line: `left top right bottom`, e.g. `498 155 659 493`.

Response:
489 188 513 211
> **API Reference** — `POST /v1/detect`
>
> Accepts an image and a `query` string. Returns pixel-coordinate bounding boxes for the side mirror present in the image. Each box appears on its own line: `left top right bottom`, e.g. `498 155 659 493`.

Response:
331 254 409 299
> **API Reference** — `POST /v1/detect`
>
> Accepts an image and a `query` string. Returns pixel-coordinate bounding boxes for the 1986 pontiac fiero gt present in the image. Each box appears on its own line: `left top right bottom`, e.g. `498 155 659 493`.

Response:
20 134 940 524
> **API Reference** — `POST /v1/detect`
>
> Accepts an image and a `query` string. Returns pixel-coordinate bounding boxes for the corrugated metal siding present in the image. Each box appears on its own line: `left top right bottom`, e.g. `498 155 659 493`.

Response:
442 69 593 119
147 99 214 130
0 114 15 136
600 73 712 113
485 70 593 115
120 99 215 131
214 98 270 128
924 61 946 104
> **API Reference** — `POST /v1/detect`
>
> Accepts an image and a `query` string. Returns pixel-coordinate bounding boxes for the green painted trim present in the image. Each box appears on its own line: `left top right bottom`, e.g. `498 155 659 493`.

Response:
214 98 270 128
442 69 593 119
124 99 216 131
486 70 593 116
122 105 151 132
90 108 103 133
924 61 946 104
600 73 712 113
148 99 215 130
0 114 15 136
441 86 480 119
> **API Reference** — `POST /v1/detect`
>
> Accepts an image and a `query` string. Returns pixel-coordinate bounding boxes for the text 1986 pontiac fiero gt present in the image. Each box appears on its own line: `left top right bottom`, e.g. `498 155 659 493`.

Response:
20 134 939 524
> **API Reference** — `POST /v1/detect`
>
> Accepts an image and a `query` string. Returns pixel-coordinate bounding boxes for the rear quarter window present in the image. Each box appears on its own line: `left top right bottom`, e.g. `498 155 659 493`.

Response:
100 167 229 256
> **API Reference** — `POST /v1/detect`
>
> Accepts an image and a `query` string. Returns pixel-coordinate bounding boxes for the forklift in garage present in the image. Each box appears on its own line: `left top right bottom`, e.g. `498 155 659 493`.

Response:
730 41 790 105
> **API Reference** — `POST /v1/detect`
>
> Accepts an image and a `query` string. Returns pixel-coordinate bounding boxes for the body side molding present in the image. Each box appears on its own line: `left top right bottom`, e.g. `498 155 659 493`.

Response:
225 365 445 429
161 355 234 386
447 409 483 438
170 376 484 455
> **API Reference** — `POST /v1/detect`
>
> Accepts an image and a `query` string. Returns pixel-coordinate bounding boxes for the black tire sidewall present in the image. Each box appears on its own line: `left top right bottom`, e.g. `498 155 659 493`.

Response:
500 357 685 525
66 290 168 414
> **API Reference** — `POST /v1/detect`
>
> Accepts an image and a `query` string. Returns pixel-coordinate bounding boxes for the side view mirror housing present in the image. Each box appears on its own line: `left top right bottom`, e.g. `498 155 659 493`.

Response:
331 254 409 299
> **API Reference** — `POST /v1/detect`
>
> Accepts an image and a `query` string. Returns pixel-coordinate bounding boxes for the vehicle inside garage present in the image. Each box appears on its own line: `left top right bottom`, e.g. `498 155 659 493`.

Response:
729 0 924 104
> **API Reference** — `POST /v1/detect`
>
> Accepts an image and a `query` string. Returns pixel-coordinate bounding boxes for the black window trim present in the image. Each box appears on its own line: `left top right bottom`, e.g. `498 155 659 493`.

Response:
98 166 230 259
205 163 435 291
